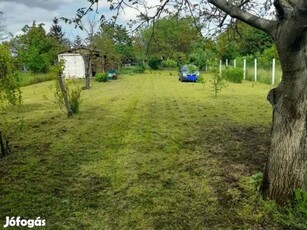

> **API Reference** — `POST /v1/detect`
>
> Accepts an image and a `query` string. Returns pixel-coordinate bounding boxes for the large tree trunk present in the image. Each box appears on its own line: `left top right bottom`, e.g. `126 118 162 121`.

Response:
262 26 307 204
263 84 307 204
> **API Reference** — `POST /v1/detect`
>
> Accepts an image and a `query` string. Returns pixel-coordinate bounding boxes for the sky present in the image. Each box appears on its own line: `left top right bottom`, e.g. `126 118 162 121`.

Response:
0 0 271 42
0 0 140 41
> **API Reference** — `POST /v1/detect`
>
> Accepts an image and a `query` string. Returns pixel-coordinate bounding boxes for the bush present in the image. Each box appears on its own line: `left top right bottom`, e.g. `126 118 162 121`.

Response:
223 67 244 83
148 58 162 70
211 67 227 97
274 189 307 229
162 58 177 68
69 87 81 114
53 78 81 116
134 64 145 73
196 75 205 83
95 73 108 82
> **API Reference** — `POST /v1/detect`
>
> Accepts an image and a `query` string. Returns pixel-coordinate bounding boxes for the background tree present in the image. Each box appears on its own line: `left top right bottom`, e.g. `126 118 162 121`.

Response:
48 17 65 43
15 21 53 73
73 35 83 49
215 21 274 61
0 44 21 156
80 17 100 89
92 31 122 71
100 23 134 64
48 18 70 65
140 16 201 63
189 38 216 70
92 22 133 70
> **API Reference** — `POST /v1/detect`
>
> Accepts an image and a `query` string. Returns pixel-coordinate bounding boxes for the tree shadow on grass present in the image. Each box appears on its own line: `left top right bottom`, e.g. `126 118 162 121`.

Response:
197 124 276 228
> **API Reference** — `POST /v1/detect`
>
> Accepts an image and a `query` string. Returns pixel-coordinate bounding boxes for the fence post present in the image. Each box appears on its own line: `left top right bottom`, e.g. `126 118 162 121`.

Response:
243 59 246 80
219 60 222 77
272 58 276 85
226 59 228 67
254 59 257 82
234 59 236 68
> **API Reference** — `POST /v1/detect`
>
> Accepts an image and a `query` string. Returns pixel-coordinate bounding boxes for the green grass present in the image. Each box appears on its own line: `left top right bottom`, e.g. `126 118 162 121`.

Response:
17 71 57 87
245 66 282 85
0 71 282 229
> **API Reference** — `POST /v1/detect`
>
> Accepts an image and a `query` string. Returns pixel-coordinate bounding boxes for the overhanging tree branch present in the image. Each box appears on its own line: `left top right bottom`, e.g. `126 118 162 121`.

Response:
209 0 277 36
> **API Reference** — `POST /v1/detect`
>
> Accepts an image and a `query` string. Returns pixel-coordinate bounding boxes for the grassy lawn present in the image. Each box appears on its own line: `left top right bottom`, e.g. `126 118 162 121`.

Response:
0 71 280 229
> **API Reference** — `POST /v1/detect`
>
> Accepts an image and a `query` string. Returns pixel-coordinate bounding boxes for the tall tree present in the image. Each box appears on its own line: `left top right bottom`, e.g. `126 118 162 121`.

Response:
98 22 134 64
140 16 201 61
15 21 54 73
73 35 83 49
81 17 100 89
48 18 70 65
48 17 65 42
92 32 122 70
216 21 274 59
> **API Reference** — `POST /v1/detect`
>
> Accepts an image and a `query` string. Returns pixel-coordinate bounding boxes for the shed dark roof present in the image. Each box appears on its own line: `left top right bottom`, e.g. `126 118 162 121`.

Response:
58 46 100 56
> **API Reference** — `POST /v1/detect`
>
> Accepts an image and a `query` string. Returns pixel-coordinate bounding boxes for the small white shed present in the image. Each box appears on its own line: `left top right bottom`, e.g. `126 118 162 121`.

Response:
58 52 86 78
58 48 102 79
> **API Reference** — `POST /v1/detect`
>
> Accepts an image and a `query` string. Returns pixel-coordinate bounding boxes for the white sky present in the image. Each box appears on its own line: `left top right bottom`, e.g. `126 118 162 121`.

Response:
0 0 130 41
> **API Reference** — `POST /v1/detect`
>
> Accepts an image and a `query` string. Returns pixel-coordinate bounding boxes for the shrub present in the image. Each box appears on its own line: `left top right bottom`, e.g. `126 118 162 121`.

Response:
210 66 227 97
148 58 162 70
95 73 108 82
274 189 307 229
69 86 81 114
134 64 145 73
223 67 244 83
196 75 205 83
162 58 177 68
53 78 81 116
187 64 199 73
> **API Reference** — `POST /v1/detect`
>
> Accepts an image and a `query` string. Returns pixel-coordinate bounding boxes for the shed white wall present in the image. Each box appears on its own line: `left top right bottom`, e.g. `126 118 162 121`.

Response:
58 53 86 78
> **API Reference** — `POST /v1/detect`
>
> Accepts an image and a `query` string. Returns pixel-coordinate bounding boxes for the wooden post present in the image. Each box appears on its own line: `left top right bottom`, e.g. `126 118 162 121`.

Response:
254 59 258 81
219 60 222 77
243 59 246 80
84 55 91 90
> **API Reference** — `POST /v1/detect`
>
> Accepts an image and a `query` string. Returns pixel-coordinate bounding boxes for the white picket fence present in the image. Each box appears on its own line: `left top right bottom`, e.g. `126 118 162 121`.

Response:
211 58 279 85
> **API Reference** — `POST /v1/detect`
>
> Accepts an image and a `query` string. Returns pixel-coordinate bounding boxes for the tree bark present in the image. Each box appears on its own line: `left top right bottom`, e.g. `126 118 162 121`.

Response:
261 6 307 204
58 71 73 117
84 55 91 90
0 130 7 157
264 76 307 204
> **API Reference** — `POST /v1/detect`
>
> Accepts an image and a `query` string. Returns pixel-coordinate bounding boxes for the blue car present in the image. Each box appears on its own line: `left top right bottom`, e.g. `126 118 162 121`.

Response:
178 65 200 82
